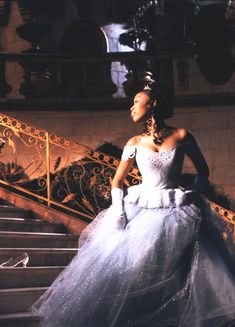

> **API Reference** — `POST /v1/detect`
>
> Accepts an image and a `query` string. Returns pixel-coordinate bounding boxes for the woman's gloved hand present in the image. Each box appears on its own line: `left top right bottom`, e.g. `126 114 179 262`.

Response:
110 188 126 230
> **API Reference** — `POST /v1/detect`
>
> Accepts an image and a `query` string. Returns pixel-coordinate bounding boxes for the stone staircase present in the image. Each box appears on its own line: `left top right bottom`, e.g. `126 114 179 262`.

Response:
0 203 79 326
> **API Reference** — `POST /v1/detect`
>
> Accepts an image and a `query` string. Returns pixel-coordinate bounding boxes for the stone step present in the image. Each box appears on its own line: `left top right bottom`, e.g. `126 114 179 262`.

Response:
0 287 47 314
0 312 41 327
0 232 79 248
0 206 29 218
0 248 77 266
0 217 66 233
0 267 65 289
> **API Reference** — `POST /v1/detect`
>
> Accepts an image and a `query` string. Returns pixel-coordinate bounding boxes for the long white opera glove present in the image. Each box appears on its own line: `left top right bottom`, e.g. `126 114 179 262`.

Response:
193 175 208 193
110 188 126 229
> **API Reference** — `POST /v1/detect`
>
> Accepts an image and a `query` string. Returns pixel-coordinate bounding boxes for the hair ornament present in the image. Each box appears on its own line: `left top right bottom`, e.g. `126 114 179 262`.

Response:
143 71 156 91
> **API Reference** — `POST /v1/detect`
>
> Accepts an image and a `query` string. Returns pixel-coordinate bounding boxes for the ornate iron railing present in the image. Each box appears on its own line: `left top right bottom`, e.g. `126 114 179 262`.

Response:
0 112 140 222
209 202 235 241
0 112 234 242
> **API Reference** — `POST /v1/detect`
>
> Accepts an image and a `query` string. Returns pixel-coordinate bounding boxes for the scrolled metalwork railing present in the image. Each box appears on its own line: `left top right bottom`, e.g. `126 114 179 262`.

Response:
0 112 234 243
0 112 140 222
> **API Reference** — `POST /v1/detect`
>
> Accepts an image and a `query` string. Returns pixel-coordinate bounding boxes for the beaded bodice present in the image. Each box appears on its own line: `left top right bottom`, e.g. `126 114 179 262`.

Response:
121 145 189 208
122 145 185 190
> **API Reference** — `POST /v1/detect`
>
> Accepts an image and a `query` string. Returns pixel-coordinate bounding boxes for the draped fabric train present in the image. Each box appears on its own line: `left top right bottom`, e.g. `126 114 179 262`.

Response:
31 145 235 327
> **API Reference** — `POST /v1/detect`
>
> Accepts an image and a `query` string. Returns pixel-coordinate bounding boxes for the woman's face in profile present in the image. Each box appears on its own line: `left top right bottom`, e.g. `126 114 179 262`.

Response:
130 92 151 123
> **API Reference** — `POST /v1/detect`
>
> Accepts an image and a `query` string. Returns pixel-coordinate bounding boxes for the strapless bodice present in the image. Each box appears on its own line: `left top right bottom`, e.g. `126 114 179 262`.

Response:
122 145 185 189
121 144 194 208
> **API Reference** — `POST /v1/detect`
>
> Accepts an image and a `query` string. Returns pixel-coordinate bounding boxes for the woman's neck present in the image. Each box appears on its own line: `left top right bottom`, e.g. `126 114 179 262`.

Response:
150 117 166 136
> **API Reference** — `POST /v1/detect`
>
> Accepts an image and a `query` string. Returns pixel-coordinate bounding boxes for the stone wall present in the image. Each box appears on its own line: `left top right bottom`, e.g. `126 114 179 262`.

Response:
169 106 235 200
4 105 235 201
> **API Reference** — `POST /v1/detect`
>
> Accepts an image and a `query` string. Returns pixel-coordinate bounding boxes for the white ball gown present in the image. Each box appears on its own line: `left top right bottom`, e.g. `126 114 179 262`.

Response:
31 144 235 326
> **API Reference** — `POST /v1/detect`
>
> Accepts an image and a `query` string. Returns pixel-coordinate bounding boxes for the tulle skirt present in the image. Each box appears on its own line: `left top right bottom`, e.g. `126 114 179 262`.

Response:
31 195 235 327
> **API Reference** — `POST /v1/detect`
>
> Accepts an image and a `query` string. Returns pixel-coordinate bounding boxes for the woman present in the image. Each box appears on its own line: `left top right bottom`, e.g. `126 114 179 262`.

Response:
32 77 235 326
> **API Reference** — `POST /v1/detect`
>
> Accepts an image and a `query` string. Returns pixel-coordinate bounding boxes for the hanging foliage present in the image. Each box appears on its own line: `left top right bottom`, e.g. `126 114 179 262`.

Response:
119 28 150 49
103 0 201 50
103 0 155 50
103 0 154 23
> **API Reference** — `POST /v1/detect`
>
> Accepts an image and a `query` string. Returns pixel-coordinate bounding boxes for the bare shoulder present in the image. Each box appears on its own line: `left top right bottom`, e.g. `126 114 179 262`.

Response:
176 128 188 139
125 135 142 147
174 128 193 142
174 128 198 147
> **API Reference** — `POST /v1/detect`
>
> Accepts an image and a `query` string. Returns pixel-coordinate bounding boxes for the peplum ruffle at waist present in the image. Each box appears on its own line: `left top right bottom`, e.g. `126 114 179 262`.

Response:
124 184 196 208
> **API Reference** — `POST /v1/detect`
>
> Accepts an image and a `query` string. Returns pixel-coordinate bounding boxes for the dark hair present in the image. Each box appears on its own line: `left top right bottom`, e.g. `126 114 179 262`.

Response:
140 80 175 145
142 80 174 120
